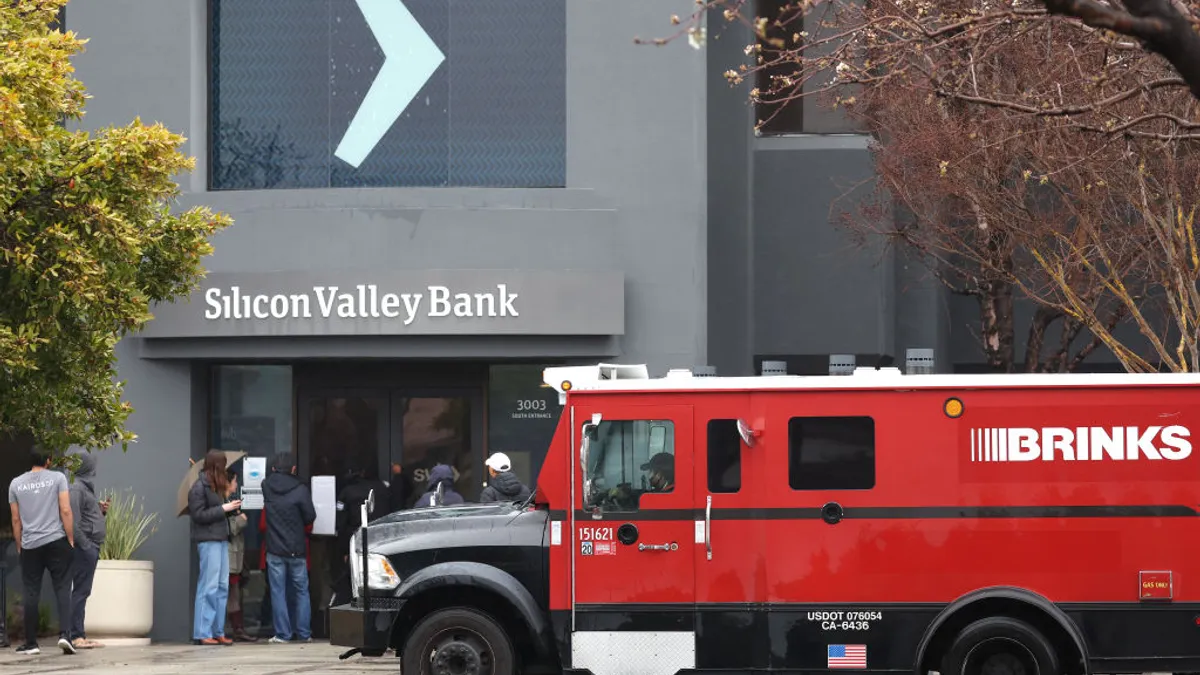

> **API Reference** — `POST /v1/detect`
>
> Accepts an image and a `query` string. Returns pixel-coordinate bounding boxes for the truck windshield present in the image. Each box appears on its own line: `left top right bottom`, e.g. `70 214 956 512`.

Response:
583 419 675 511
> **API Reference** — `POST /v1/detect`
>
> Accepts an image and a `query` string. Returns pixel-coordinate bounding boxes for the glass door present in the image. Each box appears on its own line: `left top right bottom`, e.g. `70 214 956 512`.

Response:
297 390 390 638
390 391 482 506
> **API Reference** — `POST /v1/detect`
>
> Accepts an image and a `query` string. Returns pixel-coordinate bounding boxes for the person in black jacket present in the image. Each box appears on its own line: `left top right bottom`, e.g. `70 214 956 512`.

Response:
479 452 532 503
262 453 316 644
188 451 241 646
330 461 390 604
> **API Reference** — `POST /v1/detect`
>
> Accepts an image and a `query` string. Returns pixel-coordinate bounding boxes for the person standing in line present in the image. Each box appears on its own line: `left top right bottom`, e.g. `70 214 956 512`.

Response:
188 451 241 646
478 453 532 504
8 450 77 656
262 453 316 644
67 451 107 650
224 471 257 642
415 464 465 507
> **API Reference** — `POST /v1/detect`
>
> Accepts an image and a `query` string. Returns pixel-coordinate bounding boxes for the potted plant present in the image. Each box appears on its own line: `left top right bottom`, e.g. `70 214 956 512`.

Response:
85 489 159 645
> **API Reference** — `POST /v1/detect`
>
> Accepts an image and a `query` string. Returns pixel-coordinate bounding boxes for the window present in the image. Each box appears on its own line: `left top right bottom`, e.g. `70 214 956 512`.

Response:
787 416 875 489
582 420 675 512
754 0 864 135
707 419 742 493
208 0 566 190
487 364 564 487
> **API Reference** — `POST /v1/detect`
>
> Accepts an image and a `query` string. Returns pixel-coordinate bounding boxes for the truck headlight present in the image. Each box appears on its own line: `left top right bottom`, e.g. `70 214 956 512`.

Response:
352 552 401 597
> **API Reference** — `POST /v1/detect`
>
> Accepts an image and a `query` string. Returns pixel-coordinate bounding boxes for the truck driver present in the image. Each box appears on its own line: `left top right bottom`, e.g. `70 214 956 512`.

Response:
640 452 675 492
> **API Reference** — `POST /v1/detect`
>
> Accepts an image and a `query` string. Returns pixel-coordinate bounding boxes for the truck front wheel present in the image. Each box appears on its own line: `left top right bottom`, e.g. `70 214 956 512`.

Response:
940 616 1060 675
401 607 516 675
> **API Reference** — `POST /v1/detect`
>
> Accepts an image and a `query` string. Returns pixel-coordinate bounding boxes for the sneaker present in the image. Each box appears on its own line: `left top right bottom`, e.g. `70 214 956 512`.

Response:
268 636 290 644
15 644 40 655
58 637 77 655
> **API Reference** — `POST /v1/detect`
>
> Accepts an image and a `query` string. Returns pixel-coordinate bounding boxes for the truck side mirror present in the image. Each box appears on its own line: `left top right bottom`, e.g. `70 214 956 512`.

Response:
365 488 375 516
737 419 757 448
434 482 445 507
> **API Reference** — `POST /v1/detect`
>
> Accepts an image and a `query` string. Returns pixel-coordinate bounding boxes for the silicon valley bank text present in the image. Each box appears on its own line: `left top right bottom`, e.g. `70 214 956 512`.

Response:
203 284 520 325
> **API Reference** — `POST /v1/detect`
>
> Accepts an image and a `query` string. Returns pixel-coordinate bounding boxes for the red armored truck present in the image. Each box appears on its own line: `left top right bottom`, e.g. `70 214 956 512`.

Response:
331 362 1200 675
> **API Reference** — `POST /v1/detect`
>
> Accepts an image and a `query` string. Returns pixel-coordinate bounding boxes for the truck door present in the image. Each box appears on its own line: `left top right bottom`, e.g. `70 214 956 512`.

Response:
568 403 698 675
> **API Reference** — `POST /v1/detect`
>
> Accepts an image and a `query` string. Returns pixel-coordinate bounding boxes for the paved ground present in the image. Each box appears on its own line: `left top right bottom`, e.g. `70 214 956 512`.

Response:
0 642 395 675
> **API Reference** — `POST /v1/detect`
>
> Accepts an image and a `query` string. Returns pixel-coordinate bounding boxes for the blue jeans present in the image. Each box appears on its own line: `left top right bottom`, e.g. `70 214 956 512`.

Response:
193 541 230 640
266 553 311 640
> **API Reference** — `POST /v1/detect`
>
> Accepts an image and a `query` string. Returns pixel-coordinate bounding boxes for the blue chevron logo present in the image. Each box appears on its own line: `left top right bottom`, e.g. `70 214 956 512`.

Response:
334 0 446 169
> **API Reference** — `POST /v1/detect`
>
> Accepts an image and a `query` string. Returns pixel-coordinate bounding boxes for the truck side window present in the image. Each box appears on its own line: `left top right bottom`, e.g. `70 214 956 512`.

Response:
787 416 876 490
583 420 675 511
707 419 742 493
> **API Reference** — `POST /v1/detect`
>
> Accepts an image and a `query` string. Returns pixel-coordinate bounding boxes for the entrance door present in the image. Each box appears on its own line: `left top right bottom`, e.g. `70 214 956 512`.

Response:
298 388 483 505
568 403 697 674
390 391 479 506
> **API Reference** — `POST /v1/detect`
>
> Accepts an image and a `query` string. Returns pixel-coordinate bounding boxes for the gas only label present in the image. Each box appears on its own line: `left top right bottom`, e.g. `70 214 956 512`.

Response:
808 610 881 631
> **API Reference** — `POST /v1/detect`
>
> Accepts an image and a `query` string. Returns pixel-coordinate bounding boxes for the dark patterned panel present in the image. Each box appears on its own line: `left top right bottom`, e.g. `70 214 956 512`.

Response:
448 0 566 187
211 0 331 189
209 0 566 190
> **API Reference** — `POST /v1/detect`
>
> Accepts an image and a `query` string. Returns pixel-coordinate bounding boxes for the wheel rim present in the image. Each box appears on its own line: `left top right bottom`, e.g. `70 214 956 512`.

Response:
964 637 1039 675
426 627 495 675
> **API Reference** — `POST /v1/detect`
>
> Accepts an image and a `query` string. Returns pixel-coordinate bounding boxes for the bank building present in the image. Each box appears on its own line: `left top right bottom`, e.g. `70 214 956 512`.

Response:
0 0 1133 643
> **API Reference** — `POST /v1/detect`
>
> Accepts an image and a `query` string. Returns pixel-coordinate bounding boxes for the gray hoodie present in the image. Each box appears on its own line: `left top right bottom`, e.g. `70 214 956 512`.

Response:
68 451 106 554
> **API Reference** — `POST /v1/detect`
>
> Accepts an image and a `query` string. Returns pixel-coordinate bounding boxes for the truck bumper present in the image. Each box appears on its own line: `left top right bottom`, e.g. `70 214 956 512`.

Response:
328 601 399 654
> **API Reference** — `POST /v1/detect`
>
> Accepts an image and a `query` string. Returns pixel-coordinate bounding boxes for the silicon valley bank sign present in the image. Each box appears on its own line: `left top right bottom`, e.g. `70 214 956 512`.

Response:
140 270 624 339
204 284 519 324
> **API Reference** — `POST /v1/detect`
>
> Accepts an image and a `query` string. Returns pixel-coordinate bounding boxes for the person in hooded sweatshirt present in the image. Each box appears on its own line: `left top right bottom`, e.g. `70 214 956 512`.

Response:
416 464 465 508
67 450 107 650
261 452 316 644
478 453 531 504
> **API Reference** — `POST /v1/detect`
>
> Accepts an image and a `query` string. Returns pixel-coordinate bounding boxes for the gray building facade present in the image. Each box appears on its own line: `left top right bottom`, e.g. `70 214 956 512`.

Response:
9 0 1095 644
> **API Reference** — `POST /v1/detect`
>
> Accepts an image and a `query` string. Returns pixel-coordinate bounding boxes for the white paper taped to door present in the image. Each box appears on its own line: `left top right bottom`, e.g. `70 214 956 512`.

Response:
310 475 337 537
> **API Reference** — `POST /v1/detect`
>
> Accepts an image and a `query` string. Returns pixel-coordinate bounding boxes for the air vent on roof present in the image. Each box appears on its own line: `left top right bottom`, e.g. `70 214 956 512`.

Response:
761 360 788 376
906 348 935 375
693 365 717 377
829 354 856 376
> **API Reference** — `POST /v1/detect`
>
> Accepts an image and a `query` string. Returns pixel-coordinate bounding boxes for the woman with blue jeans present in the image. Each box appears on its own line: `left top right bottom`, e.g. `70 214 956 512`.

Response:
188 451 241 646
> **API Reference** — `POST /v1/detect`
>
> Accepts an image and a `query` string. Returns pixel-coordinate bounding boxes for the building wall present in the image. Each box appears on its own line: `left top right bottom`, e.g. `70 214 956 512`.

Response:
65 0 708 641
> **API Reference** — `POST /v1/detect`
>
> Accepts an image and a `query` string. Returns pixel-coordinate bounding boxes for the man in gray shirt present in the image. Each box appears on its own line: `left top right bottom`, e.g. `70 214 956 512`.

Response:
8 450 76 656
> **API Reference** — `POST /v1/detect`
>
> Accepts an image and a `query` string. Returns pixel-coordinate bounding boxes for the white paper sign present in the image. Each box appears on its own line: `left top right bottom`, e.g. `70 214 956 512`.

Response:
694 520 706 545
243 457 266 490
240 488 264 510
311 475 337 537
550 520 562 546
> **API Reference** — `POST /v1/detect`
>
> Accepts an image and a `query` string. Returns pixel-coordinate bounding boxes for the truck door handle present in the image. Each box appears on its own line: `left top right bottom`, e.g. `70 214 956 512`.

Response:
638 542 677 552
705 495 712 561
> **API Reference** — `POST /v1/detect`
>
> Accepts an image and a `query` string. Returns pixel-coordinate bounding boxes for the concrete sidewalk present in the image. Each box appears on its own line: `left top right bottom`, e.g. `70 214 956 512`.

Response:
0 642 395 674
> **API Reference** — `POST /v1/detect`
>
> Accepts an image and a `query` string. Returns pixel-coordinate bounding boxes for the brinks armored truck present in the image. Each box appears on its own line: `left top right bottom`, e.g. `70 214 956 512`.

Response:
331 363 1200 675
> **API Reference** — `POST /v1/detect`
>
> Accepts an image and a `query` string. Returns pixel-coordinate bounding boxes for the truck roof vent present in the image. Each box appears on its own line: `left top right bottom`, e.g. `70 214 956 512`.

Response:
829 354 856 376
761 360 788 376
693 365 717 377
906 348 935 375
665 368 693 379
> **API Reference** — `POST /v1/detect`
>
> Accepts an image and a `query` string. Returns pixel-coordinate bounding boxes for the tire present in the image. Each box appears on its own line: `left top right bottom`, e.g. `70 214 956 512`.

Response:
400 607 516 675
940 616 1061 675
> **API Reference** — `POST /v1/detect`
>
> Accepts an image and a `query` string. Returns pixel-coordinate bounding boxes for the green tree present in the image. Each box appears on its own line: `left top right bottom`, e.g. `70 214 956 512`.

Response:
0 0 231 453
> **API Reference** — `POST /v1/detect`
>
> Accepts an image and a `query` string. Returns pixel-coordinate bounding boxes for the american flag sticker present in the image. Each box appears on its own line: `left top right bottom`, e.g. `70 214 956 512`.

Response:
827 644 867 669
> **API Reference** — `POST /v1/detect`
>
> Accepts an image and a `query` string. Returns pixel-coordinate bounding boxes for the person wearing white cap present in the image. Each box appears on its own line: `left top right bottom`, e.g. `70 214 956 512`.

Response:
479 452 531 503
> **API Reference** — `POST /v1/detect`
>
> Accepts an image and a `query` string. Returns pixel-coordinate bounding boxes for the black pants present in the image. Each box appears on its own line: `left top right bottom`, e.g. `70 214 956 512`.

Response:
70 545 99 640
20 537 74 644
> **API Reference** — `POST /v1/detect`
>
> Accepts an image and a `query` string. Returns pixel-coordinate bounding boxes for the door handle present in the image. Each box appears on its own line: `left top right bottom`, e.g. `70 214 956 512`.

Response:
638 542 677 552
705 495 712 561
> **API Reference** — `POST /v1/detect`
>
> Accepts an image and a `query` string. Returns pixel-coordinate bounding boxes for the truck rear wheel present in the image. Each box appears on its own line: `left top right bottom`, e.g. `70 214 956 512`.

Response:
400 606 515 675
940 616 1060 675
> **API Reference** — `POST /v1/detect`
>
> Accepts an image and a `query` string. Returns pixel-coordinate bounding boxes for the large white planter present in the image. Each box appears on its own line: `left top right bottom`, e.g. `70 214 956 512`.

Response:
84 559 154 646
